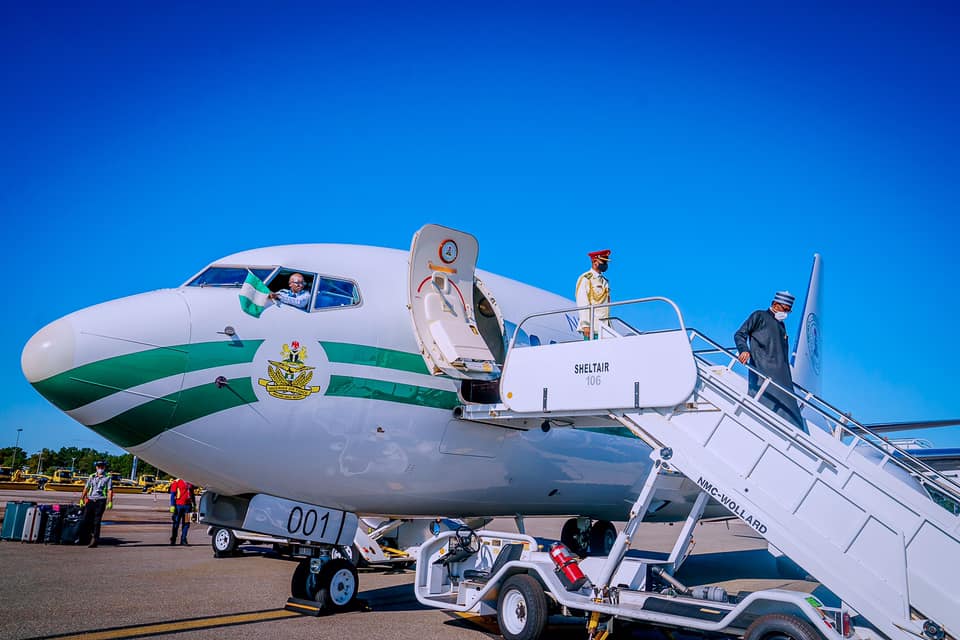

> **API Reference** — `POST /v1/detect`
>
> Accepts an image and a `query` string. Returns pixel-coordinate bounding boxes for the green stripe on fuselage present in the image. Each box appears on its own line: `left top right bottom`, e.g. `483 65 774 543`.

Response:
577 427 639 439
87 377 258 448
326 374 458 410
31 340 264 411
319 341 430 375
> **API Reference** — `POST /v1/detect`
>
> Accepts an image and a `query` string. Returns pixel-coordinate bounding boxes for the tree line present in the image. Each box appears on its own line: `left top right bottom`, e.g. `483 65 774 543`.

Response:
1 446 168 479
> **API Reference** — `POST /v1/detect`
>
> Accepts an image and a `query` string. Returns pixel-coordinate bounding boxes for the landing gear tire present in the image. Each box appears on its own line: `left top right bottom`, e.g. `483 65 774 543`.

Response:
561 518 588 557
589 520 617 556
497 574 548 640
211 527 237 558
744 614 821 640
291 558 359 614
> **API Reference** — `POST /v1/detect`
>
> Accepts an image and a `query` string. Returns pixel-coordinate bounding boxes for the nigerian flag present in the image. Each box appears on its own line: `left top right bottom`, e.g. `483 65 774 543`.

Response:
239 271 271 318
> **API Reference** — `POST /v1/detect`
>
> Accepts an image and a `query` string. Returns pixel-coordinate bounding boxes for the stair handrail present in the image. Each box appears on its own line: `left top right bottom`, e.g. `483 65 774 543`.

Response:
508 296 687 352
688 328 960 505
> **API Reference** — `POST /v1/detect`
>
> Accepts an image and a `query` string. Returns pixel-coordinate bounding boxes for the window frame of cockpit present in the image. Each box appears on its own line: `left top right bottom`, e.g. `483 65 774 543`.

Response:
183 264 280 288
184 264 362 313
312 273 363 312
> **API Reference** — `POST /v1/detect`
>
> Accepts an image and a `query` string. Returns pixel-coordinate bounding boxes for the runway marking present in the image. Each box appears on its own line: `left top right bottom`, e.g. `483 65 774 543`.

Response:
33 608 301 640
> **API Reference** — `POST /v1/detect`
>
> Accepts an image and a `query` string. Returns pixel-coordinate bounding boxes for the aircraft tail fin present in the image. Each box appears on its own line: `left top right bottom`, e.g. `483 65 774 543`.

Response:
791 253 823 397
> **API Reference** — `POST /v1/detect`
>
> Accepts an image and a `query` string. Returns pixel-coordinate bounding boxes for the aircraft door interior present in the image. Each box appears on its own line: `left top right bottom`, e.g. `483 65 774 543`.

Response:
408 224 505 383
460 280 505 404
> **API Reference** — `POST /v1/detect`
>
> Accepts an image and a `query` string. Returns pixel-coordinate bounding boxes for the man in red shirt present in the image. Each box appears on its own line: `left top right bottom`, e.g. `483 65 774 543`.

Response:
169 477 195 546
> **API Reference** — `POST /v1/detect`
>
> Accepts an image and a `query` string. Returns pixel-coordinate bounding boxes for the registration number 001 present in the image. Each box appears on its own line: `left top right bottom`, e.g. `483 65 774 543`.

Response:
241 494 358 546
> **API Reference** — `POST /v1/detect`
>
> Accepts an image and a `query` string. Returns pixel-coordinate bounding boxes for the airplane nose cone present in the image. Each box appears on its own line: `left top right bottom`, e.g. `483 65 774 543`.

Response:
22 290 191 427
22 317 76 384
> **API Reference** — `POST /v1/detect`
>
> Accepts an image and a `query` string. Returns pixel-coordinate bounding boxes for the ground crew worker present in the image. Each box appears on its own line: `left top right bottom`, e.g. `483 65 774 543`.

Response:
79 460 113 548
734 291 806 432
575 250 611 339
169 477 195 545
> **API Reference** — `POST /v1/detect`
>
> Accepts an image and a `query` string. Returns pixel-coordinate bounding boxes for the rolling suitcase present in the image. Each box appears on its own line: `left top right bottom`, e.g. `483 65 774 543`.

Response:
2 501 36 541
60 508 84 545
1 501 18 540
43 511 63 544
21 506 45 543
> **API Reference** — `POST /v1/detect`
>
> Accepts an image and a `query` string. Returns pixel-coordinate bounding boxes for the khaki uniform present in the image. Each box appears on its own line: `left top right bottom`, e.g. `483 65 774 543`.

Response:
575 269 610 336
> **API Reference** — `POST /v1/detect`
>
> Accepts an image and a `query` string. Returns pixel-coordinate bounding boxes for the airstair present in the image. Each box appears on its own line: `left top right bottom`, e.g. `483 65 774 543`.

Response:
458 297 960 640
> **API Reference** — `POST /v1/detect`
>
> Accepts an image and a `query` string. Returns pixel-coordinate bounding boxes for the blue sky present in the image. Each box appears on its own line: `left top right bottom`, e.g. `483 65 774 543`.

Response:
1 1 958 455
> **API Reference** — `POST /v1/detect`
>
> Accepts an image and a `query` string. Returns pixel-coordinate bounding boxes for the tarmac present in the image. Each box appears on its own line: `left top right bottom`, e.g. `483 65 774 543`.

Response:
1 490 827 640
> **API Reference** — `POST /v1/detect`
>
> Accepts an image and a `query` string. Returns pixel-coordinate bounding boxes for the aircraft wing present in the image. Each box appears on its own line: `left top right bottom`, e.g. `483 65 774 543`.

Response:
860 418 960 433
896 448 960 474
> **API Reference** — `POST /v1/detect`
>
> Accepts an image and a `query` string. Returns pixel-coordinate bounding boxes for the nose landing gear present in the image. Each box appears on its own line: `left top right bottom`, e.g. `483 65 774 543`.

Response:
289 555 359 615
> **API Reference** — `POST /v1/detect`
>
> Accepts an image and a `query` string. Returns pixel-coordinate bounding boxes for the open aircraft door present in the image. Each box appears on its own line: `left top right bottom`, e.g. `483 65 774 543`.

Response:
408 224 501 381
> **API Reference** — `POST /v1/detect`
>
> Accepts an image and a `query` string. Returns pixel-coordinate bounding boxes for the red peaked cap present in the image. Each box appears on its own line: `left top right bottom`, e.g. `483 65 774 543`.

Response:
587 249 611 261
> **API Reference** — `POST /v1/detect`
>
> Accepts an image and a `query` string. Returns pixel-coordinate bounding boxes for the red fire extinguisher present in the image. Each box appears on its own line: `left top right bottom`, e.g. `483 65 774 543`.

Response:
549 542 588 591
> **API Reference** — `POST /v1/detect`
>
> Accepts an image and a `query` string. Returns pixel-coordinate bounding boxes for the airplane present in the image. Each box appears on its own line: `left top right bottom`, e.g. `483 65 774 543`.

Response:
20 224 951 612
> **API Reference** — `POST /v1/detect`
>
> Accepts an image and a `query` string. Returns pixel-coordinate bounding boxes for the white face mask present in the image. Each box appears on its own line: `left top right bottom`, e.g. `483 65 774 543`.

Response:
774 311 788 321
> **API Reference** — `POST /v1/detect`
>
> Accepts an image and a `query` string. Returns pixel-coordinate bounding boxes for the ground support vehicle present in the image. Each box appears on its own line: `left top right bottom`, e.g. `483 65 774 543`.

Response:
207 519 428 568
416 297 960 640
416 466 850 640
208 525 296 558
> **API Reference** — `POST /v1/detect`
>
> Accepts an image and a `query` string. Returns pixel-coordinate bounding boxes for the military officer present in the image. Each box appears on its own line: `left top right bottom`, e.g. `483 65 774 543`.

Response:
575 249 611 339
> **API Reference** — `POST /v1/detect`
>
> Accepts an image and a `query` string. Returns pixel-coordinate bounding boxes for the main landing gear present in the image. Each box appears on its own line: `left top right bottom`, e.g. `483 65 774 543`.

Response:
561 517 617 557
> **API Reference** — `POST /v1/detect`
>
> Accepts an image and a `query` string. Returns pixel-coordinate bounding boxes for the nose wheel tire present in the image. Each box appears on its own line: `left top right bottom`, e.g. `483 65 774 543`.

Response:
496 574 547 640
291 558 359 614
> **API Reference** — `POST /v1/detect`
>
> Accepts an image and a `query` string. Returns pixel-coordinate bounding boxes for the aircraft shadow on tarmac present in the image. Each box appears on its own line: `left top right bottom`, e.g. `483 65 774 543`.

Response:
677 548 836 605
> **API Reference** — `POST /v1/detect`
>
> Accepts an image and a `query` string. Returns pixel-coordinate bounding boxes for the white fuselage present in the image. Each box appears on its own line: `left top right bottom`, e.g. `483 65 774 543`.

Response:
23 244 704 521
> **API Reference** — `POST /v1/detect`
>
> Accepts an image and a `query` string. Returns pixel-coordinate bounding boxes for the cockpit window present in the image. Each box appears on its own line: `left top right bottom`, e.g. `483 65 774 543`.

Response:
269 269 315 312
187 266 276 287
314 277 361 310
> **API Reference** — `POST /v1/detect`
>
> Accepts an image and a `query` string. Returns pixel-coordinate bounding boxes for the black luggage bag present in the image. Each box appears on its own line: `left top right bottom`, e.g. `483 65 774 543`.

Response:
43 511 63 544
59 507 85 545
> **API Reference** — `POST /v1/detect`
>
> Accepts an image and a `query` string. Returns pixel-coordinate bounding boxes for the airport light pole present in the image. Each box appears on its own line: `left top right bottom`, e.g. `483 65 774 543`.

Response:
11 428 23 470
71 457 77 473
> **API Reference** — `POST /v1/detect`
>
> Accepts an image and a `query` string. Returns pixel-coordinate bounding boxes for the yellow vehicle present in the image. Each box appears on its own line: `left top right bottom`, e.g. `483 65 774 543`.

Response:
113 478 145 494
51 469 81 483
43 469 83 491
0 467 42 490
137 474 157 488
149 480 172 494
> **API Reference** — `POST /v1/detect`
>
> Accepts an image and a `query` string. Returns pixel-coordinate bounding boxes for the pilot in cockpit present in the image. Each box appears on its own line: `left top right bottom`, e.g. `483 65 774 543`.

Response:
269 272 310 309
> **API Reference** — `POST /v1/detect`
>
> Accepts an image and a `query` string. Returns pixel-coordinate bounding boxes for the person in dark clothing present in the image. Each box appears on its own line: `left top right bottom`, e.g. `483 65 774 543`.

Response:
734 291 806 432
